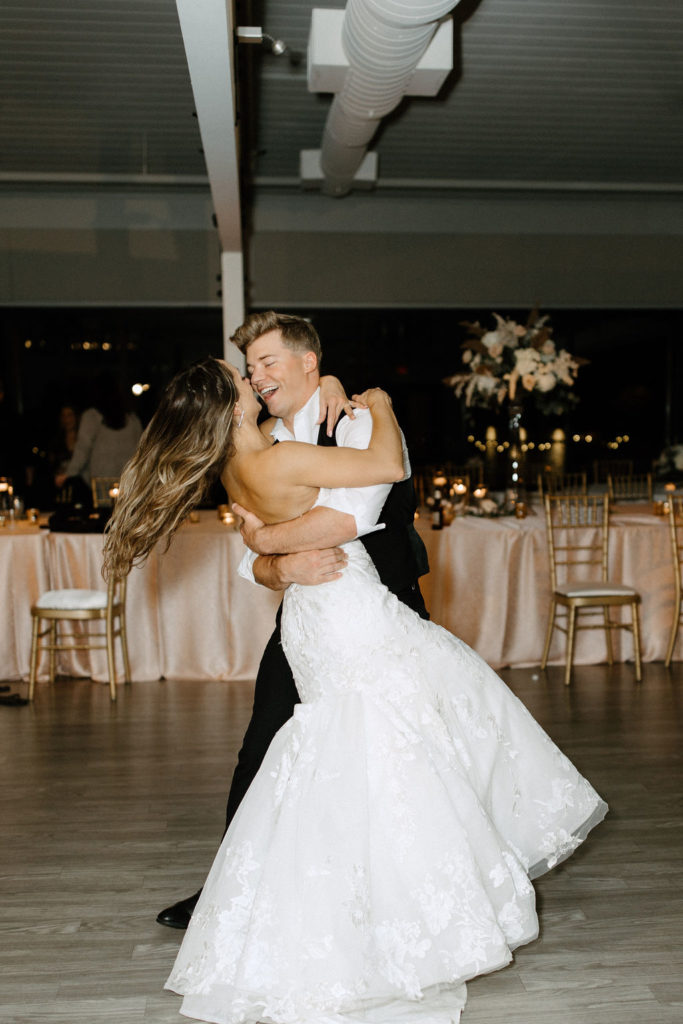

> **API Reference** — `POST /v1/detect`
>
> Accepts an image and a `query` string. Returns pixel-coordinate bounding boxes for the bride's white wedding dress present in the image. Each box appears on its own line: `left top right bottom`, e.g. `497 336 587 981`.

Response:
166 542 607 1024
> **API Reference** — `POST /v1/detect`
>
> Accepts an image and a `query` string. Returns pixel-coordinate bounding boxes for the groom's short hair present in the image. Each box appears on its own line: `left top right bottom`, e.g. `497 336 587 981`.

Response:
231 311 322 366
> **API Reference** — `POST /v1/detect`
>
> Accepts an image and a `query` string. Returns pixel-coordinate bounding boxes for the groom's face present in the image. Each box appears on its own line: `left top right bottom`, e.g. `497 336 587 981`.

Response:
246 329 319 425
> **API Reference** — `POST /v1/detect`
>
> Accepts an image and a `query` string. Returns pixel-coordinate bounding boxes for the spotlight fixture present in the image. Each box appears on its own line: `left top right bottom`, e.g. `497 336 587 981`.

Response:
236 26 287 56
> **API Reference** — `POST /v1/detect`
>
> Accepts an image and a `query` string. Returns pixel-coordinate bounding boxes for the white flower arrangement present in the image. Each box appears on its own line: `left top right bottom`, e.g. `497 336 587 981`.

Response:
444 310 587 415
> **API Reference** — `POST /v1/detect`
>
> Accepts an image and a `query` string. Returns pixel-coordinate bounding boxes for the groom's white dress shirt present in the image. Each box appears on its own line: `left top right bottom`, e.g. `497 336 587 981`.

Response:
238 388 410 583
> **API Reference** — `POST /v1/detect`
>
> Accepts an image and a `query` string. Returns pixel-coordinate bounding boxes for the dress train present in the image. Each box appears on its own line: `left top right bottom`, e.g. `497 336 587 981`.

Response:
166 542 607 1024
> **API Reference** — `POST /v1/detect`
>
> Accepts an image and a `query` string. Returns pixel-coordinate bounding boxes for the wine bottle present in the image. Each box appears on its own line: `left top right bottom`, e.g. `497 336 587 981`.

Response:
431 488 444 530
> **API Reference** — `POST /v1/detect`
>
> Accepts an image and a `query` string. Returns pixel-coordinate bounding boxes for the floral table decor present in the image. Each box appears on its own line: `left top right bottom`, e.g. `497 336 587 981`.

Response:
443 309 588 504
443 308 587 416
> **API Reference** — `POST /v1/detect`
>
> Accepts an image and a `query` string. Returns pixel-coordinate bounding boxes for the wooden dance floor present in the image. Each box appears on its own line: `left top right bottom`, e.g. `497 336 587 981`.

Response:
1 663 681 1023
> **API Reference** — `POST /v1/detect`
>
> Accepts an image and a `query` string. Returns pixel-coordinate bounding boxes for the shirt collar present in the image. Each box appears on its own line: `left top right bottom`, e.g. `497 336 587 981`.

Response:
270 388 320 443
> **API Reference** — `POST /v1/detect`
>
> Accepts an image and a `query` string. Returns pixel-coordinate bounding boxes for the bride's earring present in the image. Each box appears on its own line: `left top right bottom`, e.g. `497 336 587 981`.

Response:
236 409 245 429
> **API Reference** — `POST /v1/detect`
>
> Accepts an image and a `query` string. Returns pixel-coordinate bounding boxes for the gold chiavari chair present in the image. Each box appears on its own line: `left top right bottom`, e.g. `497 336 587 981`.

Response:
449 473 471 504
541 494 642 686
593 458 633 485
414 465 474 508
537 471 588 497
665 496 683 667
526 460 550 491
91 476 120 509
412 467 438 508
444 462 481 484
28 575 131 701
607 473 653 502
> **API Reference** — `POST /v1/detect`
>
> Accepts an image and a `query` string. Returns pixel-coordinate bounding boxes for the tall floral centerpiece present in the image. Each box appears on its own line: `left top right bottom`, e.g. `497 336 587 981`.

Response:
444 309 587 502
444 309 585 415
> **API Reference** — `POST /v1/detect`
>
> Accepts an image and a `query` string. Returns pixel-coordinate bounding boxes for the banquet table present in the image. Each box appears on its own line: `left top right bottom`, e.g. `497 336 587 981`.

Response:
1 504 678 686
415 504 676 669
2 514 280 684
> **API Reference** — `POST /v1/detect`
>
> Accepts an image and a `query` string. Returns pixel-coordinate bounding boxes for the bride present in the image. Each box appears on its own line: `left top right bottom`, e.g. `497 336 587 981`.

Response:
104 357 607 1024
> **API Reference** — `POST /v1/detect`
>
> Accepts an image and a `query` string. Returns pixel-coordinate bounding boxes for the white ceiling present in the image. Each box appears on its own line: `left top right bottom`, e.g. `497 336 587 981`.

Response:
2 0 682 193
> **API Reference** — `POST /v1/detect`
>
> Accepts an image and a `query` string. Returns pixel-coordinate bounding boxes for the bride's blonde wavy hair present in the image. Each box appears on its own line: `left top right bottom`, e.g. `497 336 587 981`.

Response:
103 357 238 580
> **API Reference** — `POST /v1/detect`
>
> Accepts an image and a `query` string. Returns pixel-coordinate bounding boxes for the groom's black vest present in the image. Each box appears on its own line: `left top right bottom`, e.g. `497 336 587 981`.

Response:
317 421 429 595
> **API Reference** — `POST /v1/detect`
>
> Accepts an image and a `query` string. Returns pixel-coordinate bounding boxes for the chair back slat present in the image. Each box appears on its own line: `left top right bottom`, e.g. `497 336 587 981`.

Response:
91 476 121 509
607 473 653 502
544 493 610 590
413 465 474 507
593 458 633 484
538 471 588 497
668 498 683 596
665 495 683 667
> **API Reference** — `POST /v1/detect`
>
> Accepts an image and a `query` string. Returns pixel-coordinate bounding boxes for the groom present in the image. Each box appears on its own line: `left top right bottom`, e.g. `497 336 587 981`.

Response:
157 311 429 929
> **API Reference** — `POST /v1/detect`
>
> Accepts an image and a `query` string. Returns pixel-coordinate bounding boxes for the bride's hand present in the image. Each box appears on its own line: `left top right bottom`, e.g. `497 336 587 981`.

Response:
232 503 270 555
352 387 393 408
318 375 367 438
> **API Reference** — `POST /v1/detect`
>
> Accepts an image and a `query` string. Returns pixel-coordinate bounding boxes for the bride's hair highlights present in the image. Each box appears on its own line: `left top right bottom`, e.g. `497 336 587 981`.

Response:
103 357 238 580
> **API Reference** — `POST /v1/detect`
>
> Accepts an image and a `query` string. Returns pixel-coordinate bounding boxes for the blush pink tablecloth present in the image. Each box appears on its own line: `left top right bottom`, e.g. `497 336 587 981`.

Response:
1 505 678 686
2 513 280 684
416 505 676 668
1 525 51 681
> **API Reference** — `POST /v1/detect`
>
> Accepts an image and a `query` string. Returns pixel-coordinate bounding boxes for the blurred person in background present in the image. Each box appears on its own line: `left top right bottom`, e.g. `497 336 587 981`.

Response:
49 403 80 478
0 375 30 497
23 401 81 507
55 376 142 491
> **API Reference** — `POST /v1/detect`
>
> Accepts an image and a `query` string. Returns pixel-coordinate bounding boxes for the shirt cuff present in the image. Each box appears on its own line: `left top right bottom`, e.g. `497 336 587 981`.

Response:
237 547 258 584
312 486 387 539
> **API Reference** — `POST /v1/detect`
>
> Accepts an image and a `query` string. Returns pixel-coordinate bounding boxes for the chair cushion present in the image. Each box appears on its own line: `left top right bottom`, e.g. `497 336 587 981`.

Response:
556 581 637 598
35 589 108 610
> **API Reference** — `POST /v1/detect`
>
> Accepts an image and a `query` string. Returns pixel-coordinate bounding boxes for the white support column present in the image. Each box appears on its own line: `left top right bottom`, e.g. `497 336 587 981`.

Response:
221 250 246 369
176 0 246 360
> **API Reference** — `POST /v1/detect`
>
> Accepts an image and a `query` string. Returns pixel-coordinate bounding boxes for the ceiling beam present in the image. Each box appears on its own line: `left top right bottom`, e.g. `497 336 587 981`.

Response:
175 0 242 252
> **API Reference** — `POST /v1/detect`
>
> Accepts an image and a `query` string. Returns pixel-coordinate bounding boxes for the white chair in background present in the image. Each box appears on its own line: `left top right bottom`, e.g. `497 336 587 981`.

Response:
29 576 131 701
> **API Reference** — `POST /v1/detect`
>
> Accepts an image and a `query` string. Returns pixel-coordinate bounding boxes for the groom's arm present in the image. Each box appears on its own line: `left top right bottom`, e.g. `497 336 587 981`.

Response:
237 505 357 591
241 409 400 557
239 504 357 556
253 546 349 591
238 406 408 591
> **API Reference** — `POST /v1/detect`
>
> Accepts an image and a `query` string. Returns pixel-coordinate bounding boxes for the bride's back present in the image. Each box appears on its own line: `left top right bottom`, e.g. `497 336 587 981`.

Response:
222 442 320 526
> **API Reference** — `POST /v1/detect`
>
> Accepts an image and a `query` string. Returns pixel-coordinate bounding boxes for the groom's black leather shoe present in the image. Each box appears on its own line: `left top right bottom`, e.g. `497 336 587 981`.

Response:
156 890 202 929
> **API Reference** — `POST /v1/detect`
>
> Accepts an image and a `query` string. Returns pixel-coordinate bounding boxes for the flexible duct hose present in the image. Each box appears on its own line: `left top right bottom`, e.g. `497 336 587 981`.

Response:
320 0 458 195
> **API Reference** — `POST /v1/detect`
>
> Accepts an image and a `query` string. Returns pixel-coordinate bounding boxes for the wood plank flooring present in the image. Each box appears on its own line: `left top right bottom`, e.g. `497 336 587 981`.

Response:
1 663 681 1023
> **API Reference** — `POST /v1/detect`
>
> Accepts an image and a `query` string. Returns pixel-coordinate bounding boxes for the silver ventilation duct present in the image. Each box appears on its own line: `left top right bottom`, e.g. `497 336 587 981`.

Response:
319 0 460 196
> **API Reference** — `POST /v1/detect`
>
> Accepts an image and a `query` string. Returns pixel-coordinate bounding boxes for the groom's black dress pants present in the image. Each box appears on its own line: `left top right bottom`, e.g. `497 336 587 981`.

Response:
223 581 429 835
